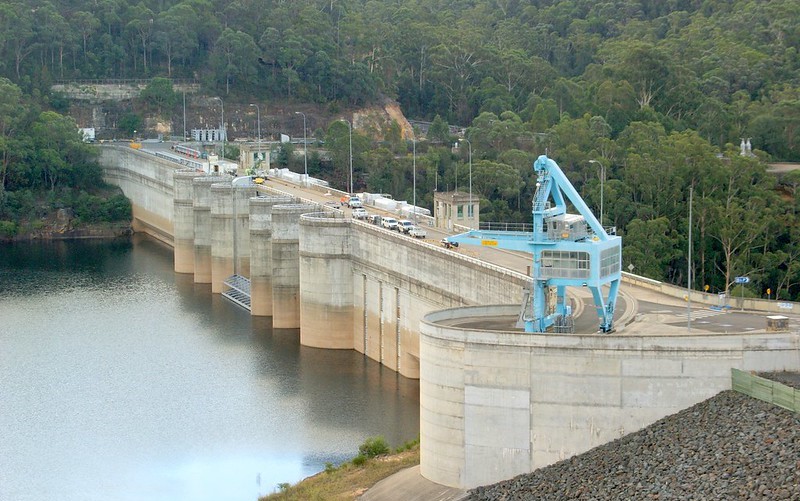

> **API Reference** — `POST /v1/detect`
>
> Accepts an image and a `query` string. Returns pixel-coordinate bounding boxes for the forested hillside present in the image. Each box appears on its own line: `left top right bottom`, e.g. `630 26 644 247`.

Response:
5 0 798 160
1 0 800 299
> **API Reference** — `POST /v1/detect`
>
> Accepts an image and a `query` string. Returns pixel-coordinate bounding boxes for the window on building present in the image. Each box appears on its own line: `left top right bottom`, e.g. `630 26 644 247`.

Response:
600 246 621 278
540 250 591 279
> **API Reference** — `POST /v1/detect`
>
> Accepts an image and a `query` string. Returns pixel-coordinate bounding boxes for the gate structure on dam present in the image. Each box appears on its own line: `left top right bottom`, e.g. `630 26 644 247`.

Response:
447 155 621 333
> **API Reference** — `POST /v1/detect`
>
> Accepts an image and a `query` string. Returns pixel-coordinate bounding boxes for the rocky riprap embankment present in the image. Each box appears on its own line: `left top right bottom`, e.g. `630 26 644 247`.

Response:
468 377 799 500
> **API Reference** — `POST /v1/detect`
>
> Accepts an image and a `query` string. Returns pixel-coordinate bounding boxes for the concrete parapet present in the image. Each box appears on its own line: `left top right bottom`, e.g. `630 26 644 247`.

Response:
299 212 354 348
420 304 800 489
249 195 295 316
622 271 798 314
173 170 205 273
271 204 317 328
192 175 228 283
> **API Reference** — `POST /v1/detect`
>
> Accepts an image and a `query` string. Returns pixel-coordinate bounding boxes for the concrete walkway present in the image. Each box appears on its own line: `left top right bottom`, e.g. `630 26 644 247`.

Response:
358 466 467 501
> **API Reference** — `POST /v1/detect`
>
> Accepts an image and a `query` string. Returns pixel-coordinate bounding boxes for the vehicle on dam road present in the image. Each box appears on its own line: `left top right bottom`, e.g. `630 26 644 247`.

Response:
409 226 427 238
396 219 414 233
381 217 398 230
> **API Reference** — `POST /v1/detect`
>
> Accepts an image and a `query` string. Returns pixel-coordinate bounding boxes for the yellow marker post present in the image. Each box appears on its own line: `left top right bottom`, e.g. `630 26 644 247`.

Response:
481 240 498 247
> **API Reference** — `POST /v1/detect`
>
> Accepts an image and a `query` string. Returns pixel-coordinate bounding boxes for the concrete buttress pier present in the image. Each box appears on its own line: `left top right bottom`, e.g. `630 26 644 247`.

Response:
271 204 317 328
173 170 205 273
249 195 296 316
299 212 354 349
192 176 228 284
210 182 257 293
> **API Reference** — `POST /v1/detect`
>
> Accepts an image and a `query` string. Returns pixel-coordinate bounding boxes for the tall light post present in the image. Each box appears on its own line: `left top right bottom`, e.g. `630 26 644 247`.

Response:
589 159 605 227
249 104 261 169
339 119 353 194
687 184 693 332
212 97 224 158
460 137 473 228
295 112 308 184
182 91 187 141
412 138 417 225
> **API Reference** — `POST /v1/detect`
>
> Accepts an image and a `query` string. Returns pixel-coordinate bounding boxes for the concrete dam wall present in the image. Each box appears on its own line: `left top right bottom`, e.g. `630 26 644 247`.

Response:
97 145 528 379
99 145 800 490
420 305 800 488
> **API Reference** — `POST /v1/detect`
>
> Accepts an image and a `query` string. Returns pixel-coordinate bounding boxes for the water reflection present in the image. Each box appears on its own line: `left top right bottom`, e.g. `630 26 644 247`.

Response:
0 236 419 501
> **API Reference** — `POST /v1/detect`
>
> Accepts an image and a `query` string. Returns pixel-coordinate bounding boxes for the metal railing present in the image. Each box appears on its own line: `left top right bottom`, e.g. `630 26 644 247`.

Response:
479 221 533 232
54 78 198 86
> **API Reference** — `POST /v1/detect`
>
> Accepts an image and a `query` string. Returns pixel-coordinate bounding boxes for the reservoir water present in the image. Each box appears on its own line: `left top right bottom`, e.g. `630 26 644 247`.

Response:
0 236 420 501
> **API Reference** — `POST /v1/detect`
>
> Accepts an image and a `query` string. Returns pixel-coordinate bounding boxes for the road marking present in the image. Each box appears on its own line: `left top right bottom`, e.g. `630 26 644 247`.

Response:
674 309 725 320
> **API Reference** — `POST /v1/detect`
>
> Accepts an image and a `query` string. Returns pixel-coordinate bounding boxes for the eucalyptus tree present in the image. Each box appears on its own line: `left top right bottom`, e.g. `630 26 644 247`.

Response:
155 3 198 77
125 3 156 74
211 28 259 94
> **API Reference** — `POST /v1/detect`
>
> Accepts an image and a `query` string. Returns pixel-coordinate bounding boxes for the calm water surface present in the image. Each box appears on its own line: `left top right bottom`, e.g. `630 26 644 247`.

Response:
0 236 419 501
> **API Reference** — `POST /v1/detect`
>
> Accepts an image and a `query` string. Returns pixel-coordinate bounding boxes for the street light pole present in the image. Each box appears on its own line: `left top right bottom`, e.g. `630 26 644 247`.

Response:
182 91 186 141
249 104 261 170
339 119 353 194
412 138 417 225
589 159 605 227
687 185 693 332
212 97 224 158
295 112 307 185
460 138 473 228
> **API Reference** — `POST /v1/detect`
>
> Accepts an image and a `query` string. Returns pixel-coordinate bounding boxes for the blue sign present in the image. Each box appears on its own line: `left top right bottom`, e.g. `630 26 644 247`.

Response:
734 276 750 284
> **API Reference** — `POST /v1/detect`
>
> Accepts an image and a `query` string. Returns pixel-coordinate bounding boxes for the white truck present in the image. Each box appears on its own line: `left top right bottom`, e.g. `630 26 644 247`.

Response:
341 195 363 208
381 217 398 230
408 226 427 238
396 219 414 233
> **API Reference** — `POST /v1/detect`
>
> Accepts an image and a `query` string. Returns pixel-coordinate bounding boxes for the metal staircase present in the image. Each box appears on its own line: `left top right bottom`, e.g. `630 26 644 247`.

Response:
222 274 251 310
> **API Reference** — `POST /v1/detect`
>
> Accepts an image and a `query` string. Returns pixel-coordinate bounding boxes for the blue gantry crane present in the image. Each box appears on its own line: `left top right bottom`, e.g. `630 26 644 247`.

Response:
447 155 622 333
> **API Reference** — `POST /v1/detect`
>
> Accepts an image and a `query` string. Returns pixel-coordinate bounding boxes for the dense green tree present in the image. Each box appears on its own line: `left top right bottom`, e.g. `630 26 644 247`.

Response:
427 115 451 144
140 77 177 115
623 217 681 280
211 28 259 95
0 78 25 194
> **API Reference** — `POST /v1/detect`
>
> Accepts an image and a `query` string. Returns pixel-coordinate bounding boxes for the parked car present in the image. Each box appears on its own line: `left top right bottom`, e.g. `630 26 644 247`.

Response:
397 219 414 233
408 226 427 238
381 217 398 230
367 214 382 226
352 208 368 219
